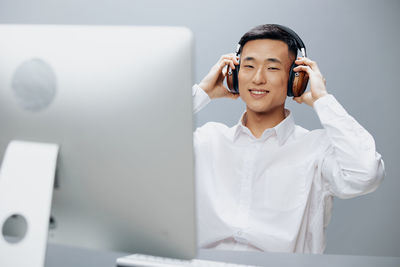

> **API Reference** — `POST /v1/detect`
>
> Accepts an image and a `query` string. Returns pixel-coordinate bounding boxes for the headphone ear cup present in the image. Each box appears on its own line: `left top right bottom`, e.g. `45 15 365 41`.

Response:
287 62 296 97
227 67 234 91
231 65 240 94
292 70 309 97
226 66 239 94
287 62 309 97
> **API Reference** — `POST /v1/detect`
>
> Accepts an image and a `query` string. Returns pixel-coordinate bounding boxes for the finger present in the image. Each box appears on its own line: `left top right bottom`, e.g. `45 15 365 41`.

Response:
227 92 240 99
295 57 320 73
229 93 240 99
294 65 327 87
219 58 236 71
231 94 240 100
221 54 240 65
222 65 228 76
224 86 240 97
293 65 312 76
295 57 316 67
293 96 303 104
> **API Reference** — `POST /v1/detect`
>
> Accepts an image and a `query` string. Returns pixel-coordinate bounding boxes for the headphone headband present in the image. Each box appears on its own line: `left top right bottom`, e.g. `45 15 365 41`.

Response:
274 24 307 57
236 24 307 57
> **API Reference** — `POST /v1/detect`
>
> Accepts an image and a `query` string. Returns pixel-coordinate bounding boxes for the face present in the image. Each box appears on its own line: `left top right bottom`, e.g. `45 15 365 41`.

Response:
238 39 293 115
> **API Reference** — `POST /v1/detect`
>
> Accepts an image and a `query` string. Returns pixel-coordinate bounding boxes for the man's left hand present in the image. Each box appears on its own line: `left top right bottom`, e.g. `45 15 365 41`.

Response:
292 57 328 106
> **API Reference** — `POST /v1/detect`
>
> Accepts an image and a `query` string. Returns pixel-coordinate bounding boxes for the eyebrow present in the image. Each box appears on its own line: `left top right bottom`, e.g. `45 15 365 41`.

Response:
242 56 282 64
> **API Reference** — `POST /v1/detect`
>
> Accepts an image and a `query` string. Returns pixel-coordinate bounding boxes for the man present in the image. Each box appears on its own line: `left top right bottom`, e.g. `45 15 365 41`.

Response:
192 24 384 254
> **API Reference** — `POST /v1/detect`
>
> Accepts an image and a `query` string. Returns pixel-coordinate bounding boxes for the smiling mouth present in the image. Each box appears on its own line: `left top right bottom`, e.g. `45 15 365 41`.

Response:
249 89 270 95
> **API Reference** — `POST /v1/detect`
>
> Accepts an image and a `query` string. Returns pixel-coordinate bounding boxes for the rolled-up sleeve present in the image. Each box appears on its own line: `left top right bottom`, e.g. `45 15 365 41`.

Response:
192 84 211 114
313 94 385 198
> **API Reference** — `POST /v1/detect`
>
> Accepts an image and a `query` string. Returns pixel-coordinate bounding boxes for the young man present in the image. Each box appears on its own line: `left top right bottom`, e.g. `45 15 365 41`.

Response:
192 24 384 254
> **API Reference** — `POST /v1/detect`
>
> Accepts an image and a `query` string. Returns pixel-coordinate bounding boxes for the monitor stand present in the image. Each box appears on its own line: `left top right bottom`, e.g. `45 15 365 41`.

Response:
0 141 59 267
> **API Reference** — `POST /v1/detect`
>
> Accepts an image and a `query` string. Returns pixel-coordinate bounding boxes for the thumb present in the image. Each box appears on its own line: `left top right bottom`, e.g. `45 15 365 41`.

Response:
293 96 303 104
293 92 314 106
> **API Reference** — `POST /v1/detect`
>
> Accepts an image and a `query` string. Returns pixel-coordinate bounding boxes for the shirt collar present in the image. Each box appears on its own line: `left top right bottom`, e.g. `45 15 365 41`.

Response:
231 109 295 146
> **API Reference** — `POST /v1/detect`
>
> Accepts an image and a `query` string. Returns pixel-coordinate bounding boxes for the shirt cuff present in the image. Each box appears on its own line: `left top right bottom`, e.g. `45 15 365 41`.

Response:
192 84 211 113
313 94 349 122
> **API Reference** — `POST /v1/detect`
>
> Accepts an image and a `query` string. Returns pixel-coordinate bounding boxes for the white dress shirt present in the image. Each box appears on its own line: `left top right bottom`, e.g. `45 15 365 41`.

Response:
192 84 385 254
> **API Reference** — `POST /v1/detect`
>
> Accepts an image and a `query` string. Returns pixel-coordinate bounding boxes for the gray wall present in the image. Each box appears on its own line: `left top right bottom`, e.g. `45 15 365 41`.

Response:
0 0 398 257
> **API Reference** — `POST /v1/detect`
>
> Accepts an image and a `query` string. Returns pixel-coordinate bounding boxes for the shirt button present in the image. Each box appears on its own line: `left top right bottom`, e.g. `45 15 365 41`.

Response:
234 230 247 244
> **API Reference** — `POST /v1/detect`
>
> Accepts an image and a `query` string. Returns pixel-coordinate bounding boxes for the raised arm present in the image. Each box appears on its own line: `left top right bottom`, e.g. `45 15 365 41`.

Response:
293 57 384 198
193 53 240 114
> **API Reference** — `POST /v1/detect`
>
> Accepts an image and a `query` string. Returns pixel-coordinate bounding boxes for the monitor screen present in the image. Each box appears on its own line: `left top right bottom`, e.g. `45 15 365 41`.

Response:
0 24 196 260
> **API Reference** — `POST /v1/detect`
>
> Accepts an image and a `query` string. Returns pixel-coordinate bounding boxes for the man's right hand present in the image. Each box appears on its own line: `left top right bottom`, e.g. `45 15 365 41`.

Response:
198 53 240 100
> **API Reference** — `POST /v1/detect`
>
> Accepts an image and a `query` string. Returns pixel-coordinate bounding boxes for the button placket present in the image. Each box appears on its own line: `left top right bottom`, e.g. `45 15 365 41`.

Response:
234 143 259 242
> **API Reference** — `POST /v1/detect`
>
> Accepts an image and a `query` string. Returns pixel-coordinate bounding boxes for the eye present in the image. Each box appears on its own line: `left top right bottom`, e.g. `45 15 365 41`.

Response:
268 67 280 70
244 65 254 69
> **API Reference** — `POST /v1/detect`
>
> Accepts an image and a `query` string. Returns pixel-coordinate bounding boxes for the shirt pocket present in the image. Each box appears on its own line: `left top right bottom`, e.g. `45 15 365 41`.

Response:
263 164 310 211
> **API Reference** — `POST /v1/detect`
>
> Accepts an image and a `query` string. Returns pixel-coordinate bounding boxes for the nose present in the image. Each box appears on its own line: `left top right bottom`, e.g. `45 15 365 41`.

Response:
252 67 266 85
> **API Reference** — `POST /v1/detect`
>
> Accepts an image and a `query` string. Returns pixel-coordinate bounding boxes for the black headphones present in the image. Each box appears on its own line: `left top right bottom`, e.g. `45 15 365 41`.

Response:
227 24 309 97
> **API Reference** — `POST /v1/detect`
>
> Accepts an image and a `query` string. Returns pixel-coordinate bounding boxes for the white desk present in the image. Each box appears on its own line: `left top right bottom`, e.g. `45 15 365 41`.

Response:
45 243 400 267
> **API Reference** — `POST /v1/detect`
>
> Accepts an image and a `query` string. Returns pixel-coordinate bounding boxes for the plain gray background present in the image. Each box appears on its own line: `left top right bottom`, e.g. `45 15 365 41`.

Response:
0 0 398 258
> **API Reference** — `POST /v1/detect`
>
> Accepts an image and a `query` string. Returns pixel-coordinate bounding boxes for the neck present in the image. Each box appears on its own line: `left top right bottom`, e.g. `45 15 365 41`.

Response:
244 105 286 138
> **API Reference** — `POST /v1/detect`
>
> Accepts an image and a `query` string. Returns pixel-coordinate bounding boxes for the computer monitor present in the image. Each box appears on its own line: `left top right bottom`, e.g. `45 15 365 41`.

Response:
0 24 196 260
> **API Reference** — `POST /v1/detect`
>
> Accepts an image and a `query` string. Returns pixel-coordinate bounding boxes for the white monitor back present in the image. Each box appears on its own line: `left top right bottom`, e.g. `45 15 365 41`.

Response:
0 24 196 259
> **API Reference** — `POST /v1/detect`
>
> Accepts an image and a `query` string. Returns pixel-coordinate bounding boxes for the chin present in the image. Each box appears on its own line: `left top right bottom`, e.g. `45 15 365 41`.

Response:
247 104 272 114
246 101 285 115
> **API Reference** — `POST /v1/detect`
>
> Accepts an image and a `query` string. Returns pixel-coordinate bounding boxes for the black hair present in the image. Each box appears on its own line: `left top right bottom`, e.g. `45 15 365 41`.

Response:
238 24 299 59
